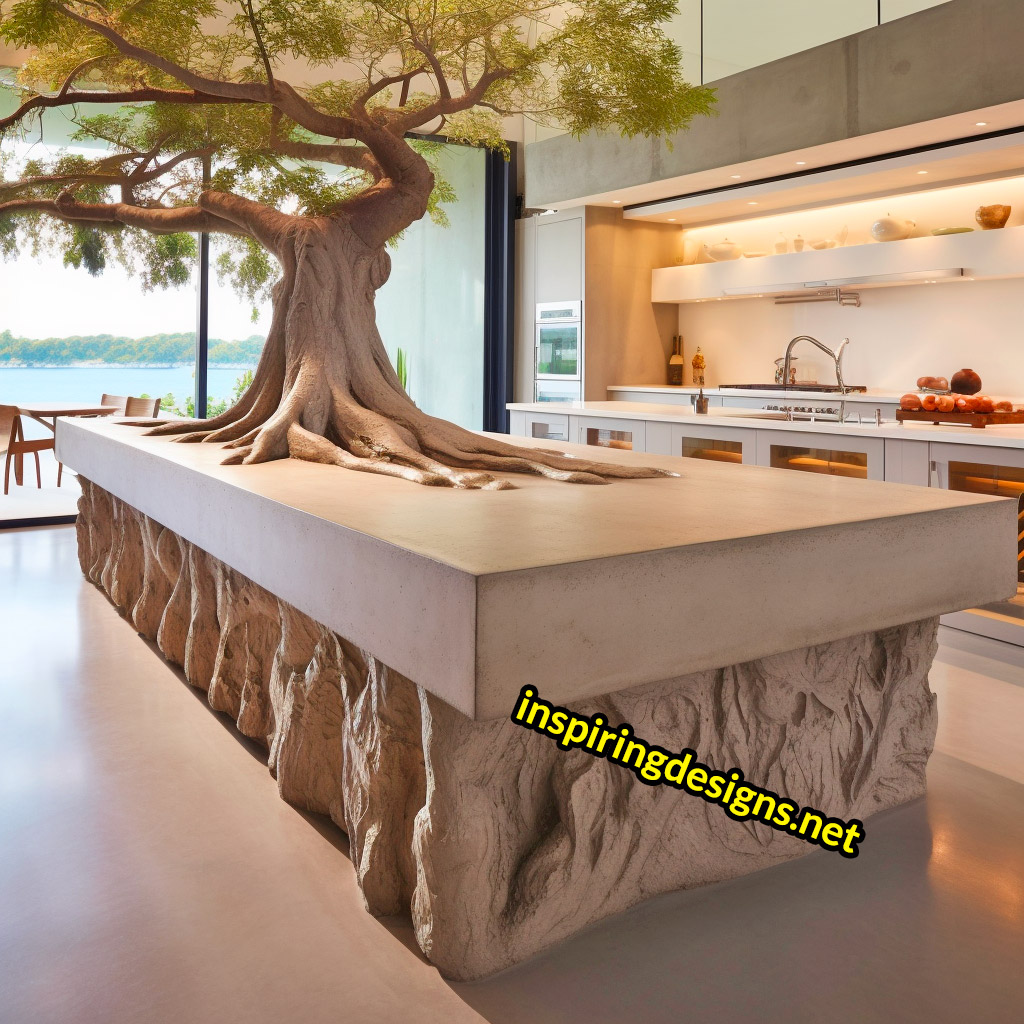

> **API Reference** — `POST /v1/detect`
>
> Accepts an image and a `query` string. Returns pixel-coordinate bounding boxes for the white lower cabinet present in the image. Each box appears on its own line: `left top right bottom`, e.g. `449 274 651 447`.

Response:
755 429 886 481
509 410 571 442
669 423 757 465
571 416 647 453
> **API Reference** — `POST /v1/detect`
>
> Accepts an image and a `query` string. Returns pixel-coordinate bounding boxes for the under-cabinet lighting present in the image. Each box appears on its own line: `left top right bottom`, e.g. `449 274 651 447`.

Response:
731 174 742 179
917 170 929 175
612 200 621 204
668 217 676 221
976 121 989 126
796 161 807 166
747 201 758 206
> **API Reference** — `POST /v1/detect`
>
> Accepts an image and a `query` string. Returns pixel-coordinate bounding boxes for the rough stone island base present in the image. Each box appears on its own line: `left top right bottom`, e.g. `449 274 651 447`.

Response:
76 478 939 980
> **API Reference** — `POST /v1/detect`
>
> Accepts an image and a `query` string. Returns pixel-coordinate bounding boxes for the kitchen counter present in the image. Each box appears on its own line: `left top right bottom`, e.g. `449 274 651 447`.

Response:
56 416 1017 980
510 399 1024 448
610 384 909 402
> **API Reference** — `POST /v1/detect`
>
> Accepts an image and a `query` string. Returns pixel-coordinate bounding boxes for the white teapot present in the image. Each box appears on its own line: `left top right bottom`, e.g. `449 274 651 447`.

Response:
703 239 743 261
871 215 916 242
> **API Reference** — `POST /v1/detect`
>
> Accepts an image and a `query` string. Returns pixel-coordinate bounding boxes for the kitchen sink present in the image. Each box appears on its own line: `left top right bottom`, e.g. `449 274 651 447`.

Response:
719 383 868 393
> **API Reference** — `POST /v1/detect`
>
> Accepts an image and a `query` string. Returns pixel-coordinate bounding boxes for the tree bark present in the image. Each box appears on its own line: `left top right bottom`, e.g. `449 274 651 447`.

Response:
142 211 670 488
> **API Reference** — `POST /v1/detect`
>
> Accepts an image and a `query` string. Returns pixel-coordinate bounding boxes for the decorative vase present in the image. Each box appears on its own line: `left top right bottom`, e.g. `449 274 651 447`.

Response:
976 204 1011 230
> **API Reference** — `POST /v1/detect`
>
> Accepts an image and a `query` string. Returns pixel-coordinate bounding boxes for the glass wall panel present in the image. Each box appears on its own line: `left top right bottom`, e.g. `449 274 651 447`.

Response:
0 97 198 415
702 0 877 81
376 144 486 431
210 141 487 431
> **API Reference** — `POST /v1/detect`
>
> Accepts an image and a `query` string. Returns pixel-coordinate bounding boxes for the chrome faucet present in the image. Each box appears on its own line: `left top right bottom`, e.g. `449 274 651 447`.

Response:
783 336 850 394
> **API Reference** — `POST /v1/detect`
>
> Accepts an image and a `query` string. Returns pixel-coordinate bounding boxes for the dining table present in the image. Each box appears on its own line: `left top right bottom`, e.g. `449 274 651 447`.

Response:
8 403 118 488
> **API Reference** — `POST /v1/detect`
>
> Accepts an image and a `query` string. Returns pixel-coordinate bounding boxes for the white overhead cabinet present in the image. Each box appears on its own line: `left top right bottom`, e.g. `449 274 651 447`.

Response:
651 227 1024 304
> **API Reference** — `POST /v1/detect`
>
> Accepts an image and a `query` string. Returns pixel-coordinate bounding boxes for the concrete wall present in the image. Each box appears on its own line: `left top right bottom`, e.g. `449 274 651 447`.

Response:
525 0 1024 207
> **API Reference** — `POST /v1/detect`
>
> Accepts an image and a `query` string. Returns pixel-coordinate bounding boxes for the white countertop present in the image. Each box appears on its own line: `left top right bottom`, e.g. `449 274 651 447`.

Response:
57 418 1016 719
609 384 905 402
608 384 1024 406
510 400 1024 449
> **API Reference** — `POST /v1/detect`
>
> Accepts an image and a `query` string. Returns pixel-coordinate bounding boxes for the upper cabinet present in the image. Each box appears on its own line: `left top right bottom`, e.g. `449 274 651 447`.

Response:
652 226 1024 303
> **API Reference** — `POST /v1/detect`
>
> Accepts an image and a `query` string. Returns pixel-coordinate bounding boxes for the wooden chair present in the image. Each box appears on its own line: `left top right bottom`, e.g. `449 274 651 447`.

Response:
101 393 129 415
124 395 161 417
4 409 57 494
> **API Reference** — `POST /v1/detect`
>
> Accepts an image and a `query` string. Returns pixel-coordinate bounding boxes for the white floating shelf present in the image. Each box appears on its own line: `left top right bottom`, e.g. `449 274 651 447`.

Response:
652 226 1024 303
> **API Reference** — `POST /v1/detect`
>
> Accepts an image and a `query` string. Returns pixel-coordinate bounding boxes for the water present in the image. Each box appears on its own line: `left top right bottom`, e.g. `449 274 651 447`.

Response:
0 365 255 406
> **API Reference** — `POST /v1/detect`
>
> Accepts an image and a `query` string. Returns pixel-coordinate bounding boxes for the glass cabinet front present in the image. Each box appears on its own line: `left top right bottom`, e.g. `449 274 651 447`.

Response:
682 436 743 464
948 461 1024 619
769 444 868 479
585 427 634 451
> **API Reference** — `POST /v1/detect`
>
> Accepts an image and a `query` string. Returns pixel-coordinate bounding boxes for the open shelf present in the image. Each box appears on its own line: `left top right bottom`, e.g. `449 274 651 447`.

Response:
652 225 1024 303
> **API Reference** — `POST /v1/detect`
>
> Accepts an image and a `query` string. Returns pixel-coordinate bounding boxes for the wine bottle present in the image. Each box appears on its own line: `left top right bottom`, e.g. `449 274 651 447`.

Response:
668 335 685 385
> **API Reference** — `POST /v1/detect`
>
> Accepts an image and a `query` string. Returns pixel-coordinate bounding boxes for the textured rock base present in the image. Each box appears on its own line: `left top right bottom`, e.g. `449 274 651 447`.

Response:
76 478 939 980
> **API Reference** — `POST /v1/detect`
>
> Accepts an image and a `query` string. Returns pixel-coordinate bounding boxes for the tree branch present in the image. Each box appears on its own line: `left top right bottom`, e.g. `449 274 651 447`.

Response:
0 87 243 135
242 0 275 87
0 196 250 237
57 4 272 103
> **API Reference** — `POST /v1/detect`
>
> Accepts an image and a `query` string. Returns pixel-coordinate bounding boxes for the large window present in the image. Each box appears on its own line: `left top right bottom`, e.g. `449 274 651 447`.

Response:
0 96 199 412
2 92 508 432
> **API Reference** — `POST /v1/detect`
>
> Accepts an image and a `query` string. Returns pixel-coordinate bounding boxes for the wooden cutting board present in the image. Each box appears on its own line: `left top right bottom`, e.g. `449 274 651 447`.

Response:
896 409 1024 429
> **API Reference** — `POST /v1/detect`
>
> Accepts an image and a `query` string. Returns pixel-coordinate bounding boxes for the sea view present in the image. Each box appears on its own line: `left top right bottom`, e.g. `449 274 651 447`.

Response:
0 365 255 408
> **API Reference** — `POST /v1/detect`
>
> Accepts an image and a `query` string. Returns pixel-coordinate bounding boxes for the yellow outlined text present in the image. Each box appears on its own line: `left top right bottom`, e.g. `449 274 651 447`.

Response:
511 686 865 858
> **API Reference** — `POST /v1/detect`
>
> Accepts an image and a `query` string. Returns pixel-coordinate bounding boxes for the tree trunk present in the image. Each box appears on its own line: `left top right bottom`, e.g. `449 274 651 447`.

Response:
142 216 669 488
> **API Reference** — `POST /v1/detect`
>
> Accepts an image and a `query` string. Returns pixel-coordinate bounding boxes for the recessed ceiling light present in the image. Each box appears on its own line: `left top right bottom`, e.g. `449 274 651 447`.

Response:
976 121 989 126
730 174 742 179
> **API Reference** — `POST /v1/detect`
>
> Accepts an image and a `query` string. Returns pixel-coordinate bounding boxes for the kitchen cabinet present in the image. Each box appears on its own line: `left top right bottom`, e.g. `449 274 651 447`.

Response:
571 415 647 453
670 423 757 465
928 441 1024 646
755 429 886 481
508 410 570 442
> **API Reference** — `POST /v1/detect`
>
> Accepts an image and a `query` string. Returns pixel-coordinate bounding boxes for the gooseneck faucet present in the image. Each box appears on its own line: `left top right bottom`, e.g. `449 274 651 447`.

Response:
783 336 850 394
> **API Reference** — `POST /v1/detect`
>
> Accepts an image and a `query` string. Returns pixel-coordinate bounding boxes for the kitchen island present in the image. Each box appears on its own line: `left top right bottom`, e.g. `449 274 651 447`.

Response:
57 416 1016 979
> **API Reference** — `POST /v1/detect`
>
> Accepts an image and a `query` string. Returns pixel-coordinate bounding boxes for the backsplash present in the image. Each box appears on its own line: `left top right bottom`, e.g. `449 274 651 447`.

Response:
675 276 1024 395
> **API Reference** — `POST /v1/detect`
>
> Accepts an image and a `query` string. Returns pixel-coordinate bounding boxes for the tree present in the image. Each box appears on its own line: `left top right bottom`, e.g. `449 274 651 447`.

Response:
0 0 714 488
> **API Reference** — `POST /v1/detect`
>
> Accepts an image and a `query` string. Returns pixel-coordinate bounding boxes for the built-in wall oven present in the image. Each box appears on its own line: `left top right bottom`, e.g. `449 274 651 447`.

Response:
930 441 1024 646
534 301 581 402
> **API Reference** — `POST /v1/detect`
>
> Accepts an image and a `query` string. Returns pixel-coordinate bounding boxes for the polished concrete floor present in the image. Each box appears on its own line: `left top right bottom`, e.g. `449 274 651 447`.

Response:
1 526 1022 1024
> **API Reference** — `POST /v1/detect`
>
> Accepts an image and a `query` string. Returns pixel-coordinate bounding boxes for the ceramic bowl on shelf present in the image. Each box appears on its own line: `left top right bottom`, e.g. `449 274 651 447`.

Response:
976 204 1011 230
871 215 916 242
703 239 743 261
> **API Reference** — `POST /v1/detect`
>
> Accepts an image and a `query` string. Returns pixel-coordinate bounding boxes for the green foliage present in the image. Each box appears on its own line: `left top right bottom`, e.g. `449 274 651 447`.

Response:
396 346 408 392
142 366 252 417
0 0 713 295
0 329 264 366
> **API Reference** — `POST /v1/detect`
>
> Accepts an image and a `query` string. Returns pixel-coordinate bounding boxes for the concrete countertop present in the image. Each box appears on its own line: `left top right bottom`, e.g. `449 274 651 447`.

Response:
510 400 1024 449
57 418 1016 720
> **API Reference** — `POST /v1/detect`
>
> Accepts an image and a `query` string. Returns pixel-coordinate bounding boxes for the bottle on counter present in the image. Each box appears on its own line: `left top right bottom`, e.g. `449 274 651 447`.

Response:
668 335 685 385
692 346 706 387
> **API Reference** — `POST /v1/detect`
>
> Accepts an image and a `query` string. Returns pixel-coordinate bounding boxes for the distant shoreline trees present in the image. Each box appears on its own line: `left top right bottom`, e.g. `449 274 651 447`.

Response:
0 329 263 367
